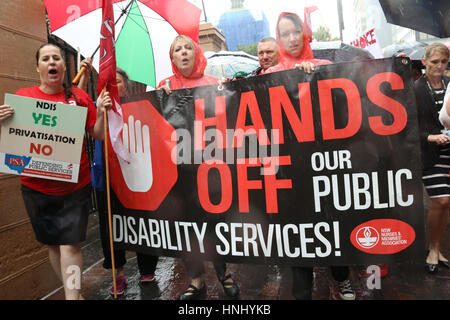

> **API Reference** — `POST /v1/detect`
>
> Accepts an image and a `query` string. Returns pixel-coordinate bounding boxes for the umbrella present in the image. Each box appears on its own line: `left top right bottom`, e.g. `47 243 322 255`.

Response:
311 41 374 63
383 42 426 78
204 51 260 79
383 41 450 72
382 41 427 60
43 0 201 88
379 0 450 38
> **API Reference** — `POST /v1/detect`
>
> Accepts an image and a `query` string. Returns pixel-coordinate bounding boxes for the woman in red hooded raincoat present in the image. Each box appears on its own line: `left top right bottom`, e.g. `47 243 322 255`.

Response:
157 35 239 300
266 12 356 301
266 12 332 73
158 35 217 91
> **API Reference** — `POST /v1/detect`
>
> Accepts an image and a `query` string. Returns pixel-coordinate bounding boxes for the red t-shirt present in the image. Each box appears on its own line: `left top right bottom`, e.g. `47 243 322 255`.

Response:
14 86 97 196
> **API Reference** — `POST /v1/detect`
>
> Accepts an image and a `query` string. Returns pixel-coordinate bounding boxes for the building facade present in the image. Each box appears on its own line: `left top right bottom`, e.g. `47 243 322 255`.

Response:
0 0 60 300
0 0 225 300
199 23 228 52
216 0 269 51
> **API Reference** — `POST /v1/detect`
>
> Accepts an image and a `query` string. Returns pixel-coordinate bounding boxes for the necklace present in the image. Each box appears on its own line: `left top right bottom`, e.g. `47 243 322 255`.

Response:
425 76 446 93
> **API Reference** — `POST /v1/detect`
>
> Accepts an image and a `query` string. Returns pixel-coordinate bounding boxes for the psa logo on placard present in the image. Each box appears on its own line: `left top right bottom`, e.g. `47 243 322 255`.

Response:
350 219 415 254
4 154 31 174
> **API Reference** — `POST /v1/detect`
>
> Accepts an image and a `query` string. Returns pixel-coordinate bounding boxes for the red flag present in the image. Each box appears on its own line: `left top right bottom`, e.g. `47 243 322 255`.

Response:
304 6 318 43
98 0 118 99
98 0 128 161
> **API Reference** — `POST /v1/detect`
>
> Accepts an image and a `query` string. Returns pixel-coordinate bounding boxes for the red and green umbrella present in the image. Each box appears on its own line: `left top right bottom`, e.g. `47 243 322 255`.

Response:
43 0 202 88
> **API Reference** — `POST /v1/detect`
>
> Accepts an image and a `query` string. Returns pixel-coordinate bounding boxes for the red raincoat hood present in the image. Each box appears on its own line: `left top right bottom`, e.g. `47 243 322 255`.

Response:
266 12 331 72
158 36 217 90
170 37 207 79
276 12 315 61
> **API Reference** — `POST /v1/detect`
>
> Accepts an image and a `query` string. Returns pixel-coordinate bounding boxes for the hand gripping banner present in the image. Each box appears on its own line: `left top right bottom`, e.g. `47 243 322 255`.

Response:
106 58 425 266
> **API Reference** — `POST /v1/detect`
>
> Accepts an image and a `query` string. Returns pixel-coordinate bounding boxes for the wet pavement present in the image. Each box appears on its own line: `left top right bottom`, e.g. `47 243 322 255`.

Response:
42 211 450 301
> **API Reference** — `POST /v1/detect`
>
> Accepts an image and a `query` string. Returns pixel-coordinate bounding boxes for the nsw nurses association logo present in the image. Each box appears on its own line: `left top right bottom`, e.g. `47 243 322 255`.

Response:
355 226 379 249
350 219 416 254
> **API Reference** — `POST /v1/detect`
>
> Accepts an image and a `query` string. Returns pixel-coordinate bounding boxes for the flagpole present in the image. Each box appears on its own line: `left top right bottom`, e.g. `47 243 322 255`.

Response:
72 0 135 85
337 0 344 41
201 0 208 22
102 88 118 299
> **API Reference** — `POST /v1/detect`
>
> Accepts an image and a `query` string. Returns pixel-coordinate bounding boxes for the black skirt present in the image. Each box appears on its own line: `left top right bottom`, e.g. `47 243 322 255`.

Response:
21 184 91 245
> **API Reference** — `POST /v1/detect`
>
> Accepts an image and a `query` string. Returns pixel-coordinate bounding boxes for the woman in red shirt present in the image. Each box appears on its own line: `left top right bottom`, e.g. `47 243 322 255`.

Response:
0 43 111 300
158 35 239 300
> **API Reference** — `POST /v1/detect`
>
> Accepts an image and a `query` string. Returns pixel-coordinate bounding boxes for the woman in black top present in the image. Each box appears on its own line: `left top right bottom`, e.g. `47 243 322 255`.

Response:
414 42 450 274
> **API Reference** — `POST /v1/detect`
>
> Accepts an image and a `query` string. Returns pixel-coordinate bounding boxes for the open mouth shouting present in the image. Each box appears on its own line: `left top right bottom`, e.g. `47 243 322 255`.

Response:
46 66 63 82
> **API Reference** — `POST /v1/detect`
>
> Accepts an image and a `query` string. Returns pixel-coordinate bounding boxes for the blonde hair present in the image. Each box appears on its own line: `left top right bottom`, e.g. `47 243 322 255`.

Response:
169 35 195 58
424 42 449 60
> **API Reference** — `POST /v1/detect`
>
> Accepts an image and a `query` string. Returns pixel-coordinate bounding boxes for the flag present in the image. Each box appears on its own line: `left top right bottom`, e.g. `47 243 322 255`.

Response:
304 6 318 42
44 0 202 89
98 0 128 161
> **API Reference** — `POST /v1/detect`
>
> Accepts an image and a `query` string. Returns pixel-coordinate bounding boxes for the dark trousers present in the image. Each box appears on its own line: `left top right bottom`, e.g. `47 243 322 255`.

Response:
97 189 158 275
291 266 350 300
183 258 227 280
291 267 313 300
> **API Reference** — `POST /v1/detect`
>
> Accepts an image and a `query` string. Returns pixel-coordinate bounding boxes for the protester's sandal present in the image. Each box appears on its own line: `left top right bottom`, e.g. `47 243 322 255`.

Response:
220 274 239 298
178 283 206 300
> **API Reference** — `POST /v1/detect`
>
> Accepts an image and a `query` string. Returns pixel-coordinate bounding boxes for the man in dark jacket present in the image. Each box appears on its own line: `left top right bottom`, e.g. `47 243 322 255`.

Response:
249 37 279 76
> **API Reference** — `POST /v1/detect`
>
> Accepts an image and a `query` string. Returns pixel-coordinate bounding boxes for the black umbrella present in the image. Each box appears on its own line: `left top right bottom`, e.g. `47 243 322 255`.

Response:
311 41 374 63
382 41 427 60
383 41 450 72
379 0 450 38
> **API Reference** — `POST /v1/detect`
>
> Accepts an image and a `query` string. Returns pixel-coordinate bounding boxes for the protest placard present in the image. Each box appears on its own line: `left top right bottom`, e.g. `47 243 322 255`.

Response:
350 28 384 59
106 58 424 266
0 94 87 183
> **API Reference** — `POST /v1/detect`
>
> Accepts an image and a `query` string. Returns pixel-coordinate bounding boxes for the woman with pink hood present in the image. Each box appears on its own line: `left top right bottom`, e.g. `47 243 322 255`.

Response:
158 35 239 300
267 12 355 300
